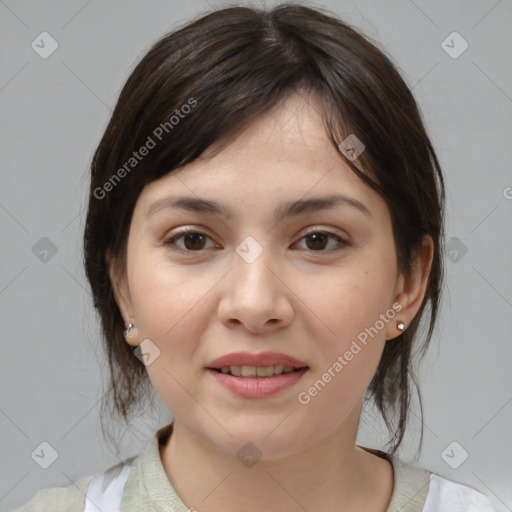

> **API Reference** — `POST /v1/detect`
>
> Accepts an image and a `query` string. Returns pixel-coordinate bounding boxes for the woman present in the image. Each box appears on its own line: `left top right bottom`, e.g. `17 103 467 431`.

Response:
16 3 496 511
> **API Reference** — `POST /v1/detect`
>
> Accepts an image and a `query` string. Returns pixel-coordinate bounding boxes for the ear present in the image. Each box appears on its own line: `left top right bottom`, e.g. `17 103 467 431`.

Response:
386 234 434 340
106 249 139 346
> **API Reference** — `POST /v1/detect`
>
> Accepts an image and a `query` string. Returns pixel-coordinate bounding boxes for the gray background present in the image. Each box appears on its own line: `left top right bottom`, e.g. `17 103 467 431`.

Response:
1 0 511 510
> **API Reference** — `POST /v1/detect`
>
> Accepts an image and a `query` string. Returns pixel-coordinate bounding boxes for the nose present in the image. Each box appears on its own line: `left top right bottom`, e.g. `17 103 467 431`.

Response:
217 243 294 334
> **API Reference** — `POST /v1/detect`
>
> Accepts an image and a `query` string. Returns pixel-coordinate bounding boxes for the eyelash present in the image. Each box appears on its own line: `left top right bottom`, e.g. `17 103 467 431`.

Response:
164 227 349 255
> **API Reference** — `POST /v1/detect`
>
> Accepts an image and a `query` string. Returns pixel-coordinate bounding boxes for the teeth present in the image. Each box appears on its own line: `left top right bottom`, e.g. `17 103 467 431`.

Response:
241 366 257 377
218 365 301 377
256 366 274 377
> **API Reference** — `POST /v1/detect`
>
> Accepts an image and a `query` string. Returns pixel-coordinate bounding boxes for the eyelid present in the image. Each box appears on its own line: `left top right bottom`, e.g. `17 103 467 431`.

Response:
300 225 348 238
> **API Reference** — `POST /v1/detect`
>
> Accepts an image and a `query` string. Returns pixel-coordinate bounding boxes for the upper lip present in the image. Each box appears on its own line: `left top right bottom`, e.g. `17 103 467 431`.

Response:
207 351 308 369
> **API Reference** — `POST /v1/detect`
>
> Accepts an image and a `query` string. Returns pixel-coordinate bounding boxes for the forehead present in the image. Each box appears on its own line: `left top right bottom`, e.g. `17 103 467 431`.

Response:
135 91 386 223
203 90 338 161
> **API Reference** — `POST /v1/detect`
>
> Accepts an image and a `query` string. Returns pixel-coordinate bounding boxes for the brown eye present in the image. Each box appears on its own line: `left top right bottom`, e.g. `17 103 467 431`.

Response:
298 231 348 253
305 232 329 251
165 230 218 252
180 233 207 251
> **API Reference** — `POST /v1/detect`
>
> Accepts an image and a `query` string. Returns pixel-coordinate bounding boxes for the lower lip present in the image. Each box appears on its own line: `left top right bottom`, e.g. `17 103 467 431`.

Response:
207 368 308 398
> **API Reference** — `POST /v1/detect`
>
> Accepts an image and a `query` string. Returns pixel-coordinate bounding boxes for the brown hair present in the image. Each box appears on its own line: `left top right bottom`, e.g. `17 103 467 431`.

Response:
83 2 445 455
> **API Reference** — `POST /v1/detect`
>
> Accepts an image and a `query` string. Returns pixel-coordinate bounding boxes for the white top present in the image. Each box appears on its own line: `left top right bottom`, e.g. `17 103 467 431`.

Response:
423 473 497 511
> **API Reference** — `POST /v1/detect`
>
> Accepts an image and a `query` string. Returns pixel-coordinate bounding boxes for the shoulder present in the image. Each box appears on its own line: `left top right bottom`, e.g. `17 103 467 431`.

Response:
13 424 170 512
376 448 498 512
423 473 497 512
12 475 93 512
13 456 137 512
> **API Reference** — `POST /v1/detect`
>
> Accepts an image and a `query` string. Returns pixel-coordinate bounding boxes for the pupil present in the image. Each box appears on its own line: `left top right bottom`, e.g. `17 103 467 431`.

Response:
184 233 205 250
307 233 327 251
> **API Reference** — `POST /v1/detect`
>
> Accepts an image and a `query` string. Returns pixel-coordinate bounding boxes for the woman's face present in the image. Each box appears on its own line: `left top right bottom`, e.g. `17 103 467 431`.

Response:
111 91 422 459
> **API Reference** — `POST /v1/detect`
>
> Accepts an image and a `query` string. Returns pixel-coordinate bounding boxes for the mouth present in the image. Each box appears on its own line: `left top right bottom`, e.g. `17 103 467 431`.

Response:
208 364 308 378
205 352 309 398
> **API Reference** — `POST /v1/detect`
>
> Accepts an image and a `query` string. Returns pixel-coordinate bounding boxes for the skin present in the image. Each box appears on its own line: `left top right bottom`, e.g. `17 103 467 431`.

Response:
109 90 433 512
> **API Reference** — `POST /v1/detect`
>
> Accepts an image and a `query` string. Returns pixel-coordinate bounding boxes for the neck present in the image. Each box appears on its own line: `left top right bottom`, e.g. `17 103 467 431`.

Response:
160 405 394 512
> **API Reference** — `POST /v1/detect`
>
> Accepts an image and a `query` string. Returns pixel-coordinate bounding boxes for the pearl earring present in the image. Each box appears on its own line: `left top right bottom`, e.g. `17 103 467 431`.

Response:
396 320 406 331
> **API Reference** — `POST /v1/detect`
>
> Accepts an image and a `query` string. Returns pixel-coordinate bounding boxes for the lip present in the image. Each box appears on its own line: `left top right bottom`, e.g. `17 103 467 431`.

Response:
207 367 308 398
206 351 309 399
206 351 308 369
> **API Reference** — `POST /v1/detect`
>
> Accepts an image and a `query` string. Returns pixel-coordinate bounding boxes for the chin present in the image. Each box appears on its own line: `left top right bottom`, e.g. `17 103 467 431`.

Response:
199 417 318 462
221 434 307 462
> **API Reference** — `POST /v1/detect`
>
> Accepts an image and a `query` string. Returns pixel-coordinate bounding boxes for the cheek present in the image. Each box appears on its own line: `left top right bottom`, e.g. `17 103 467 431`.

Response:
294 262 394 409
300 263 393 356
127 250 226 404
295 270 390 416
128 255 215 412
129 249 209 338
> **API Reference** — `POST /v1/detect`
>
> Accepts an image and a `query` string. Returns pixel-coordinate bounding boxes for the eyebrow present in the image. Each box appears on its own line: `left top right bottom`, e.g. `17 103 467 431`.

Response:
146 193 372 220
